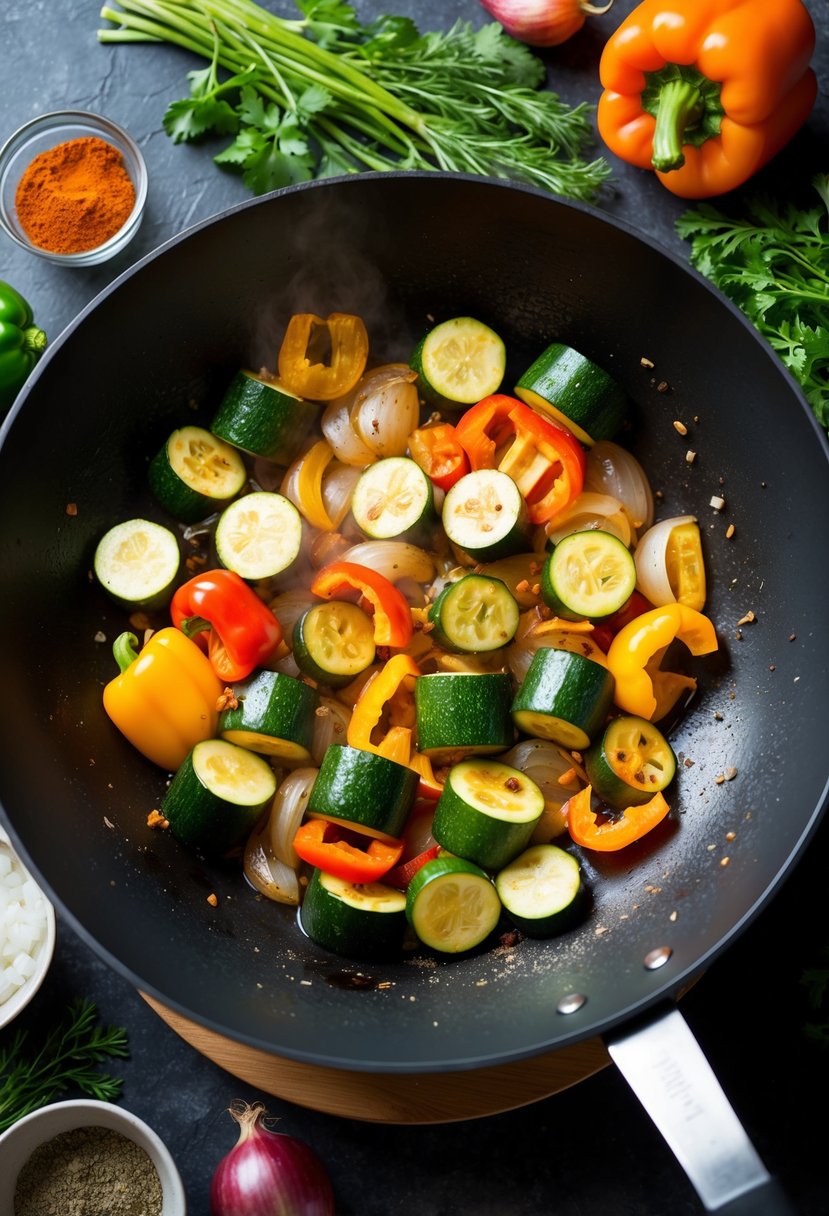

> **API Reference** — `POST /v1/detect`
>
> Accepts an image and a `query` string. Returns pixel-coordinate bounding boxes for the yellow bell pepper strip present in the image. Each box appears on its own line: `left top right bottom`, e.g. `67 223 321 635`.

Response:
171 569 284 682
455 394 586 524
310 561 414 648
277 312 369 401
597 0 817 199
566 784 670 851
102 628 223 772
347 653 421 765
606 603 717 719
286 439 337 531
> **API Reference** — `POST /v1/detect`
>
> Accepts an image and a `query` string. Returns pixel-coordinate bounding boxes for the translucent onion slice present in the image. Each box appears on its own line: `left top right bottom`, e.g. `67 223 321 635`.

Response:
321 397 377 466
322 462 362 528
243 834 300 905
634 515 697 607
544 492 632 548
341 540 436 585
268 767 319 868
349 364 420 457
310 697 351 763
586 441 654 533
268 588 315 638
500 738 585 842
506 619 607 683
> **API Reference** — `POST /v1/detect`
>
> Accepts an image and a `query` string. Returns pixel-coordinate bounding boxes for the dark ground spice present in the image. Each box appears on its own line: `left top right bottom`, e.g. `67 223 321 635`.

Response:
14 1124 163 1216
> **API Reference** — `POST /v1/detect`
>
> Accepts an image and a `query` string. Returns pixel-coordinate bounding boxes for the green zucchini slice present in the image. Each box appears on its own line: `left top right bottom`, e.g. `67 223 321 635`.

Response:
93 518 180 610
162 738 277 854
515 343 628 446
219 670 319 761
215 490 303 581
511 647 615 750
585 715 677 808
541 530 636 621
307 744 418 841
427 573 520 653
414 672 515 763
442 469 531 562
292 601 376 687
495 844 585 937
210 369 318 463
432 758 544 870
351 456 434 541
148 424 247 523
300 868 407 961
410 316 506 408
406 854 502 953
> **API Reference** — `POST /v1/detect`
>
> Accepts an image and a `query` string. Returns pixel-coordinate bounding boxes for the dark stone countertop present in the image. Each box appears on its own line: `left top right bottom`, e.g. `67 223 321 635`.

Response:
1 2 827 1213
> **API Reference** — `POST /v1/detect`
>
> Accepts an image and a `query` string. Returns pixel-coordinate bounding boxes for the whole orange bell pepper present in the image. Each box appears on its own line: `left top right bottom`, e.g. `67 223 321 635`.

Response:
102 628 223 771
606 603 717 719
597 0 817 198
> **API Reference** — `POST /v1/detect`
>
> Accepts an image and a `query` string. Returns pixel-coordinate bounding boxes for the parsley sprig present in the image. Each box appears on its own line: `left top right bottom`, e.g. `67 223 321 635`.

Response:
0 998 129 1132
676 175 829 433
98 0 610 201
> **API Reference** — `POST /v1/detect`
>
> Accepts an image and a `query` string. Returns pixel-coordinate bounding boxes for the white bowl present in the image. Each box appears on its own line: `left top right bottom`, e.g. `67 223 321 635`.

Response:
0 1099 187 1215
0 825 55 1031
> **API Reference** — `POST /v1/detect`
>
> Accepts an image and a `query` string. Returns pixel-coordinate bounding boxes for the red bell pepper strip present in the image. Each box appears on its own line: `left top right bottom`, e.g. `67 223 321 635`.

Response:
384 844 441 890
347 653 420 765
170 569 283 682
566 785 670 851
455 394 586 524
310 561 413 648
408 422 470 492
292 818 404 883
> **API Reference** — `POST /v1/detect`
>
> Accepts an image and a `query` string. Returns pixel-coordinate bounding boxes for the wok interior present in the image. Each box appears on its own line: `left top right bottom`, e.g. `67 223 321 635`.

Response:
1 174 827 1072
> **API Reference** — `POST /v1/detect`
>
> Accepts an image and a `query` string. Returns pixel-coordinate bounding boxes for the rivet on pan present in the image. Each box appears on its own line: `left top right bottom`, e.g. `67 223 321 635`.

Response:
644 946 673 970
557 992 587 1015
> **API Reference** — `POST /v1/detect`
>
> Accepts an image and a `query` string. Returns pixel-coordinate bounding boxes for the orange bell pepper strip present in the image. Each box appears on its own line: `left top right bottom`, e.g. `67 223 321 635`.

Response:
408 422 470 492
277 312 369 401
292 818 404 883
102 628 223 772
606 603 717 720
347 653 420 766
566 784 670 851
597 0 817 199
455 395 586 524
310 561 413 648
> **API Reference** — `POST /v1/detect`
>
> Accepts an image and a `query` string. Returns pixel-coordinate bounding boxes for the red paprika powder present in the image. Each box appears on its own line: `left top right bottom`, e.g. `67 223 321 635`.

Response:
14 136 136 255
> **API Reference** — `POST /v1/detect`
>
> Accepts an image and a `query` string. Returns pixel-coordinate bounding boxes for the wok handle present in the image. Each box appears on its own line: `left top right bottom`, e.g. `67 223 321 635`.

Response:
605 1004 797 1214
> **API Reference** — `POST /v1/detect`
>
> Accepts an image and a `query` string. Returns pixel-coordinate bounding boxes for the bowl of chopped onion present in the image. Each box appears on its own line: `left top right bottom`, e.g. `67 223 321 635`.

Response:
0 826 55 1031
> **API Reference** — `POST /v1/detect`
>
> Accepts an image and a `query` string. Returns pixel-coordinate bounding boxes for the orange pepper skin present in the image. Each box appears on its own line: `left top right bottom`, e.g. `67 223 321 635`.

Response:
597 0 817 198
292 818 404 883
277 312 369 402
102 628 222 772
566 784 670 851
606 603 717 719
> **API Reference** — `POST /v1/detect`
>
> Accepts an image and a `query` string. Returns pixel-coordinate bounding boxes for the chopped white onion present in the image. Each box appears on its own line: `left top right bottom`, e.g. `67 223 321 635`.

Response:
341 540 436 584
500 739 584 843
477 553 546 608
506 617 607 683
268 767 319 868
321 398 377 466
322 462 362 527
268 588 315 637
544 492 632 547
0 843 49 1006
349 364 420 456
242 836 300 905
634 515 697 607
310 698 351 763
586 441 654 533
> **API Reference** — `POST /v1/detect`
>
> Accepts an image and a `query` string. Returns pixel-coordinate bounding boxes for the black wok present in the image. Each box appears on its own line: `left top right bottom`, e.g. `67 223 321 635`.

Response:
1 174 827 1213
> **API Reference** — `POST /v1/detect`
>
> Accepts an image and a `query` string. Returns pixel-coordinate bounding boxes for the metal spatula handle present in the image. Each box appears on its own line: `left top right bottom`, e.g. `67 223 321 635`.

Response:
606 1004 797 1214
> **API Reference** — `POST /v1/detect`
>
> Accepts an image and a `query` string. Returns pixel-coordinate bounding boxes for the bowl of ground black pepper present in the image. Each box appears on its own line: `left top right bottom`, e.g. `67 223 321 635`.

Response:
0 1098 187 1215
0 110 148 265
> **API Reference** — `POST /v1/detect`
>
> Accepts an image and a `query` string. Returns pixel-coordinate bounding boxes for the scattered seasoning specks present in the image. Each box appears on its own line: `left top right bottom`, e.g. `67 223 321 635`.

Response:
673 419 687 434
65 503 78 516
685 449 696 463
720 857 731 867
206 892 218 906
737 610 756 626
640 356 654 368
725 523 735 539
710 495 725 510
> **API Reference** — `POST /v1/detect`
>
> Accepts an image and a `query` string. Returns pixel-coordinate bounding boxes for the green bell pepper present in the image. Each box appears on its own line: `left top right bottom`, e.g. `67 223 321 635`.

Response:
0 280 47 418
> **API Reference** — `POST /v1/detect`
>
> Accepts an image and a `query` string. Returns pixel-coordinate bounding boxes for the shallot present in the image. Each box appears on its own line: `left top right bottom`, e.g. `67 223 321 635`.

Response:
477 0 614 47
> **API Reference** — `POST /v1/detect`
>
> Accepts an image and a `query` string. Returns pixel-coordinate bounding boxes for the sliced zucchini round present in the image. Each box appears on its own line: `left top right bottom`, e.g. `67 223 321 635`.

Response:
292 601 376 687
511 647 615 750
410 316 506 408
93 518 180 610
427 573 520 653
307 744 419 841
300 868 407 961
585 714 677 808
351 456 434 541
414 672 515 764
148 424 247 523
495 844 585 937
219 669 319 761
515 343 628 446
541 530 636 621
432 758 545 870
442 469 530 562
406 854 501 954
162 738 277 854
214 490 303 581
210 369 318 463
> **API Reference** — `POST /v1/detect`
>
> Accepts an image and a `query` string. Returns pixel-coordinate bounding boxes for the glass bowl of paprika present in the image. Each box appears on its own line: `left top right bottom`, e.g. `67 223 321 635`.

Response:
0 110 148 266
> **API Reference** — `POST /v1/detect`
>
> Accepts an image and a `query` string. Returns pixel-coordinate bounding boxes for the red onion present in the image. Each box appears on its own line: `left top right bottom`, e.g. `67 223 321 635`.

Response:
210 1101 335 1216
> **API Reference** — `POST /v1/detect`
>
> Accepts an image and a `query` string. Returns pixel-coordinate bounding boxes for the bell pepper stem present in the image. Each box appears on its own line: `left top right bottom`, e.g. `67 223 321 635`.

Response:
651 78 704 173
179 614 212 639
22 325 48 356
112 631 140 673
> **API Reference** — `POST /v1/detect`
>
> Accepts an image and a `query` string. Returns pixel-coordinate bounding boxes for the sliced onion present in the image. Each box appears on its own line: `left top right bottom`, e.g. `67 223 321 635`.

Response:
268 588 315 638
544 492 632 547
586 441 654 532
349 364 420 456
250 457 284 493
478 553 546 608
500 738 585 842
341 540 436 584
507 618 607 683
268 767 319 867
321 397 377 466
634 514 696 606
310 697 351 762
243 834 300 905
322 462 361 527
